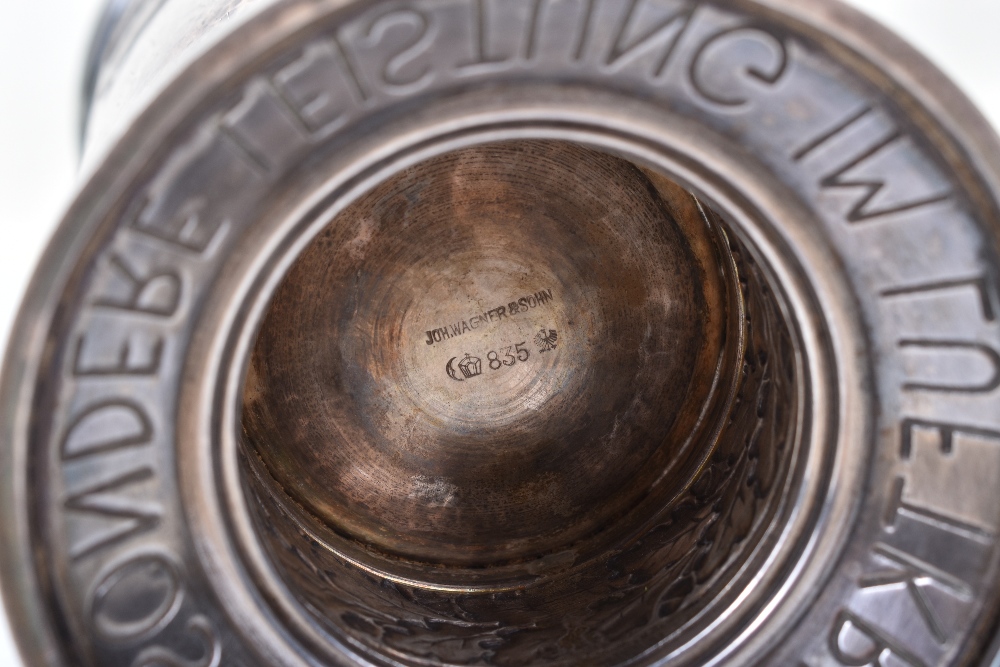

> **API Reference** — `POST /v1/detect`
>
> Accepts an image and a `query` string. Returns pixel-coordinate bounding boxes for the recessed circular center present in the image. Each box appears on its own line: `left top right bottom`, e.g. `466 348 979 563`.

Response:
399 250 572 428
243 141 735 564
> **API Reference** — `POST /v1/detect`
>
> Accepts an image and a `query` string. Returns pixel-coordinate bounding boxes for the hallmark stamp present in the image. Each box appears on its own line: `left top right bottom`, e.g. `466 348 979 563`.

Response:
445 340 534 382
447 353 484 381
534 328 558 353
424 288 555 346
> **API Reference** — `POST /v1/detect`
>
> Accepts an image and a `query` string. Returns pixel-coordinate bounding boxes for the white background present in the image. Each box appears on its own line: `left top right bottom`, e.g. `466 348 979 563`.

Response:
1 1 999 664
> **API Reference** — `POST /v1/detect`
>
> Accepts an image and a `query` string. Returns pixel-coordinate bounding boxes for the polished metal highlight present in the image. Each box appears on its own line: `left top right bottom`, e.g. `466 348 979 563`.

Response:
4 1 1000 665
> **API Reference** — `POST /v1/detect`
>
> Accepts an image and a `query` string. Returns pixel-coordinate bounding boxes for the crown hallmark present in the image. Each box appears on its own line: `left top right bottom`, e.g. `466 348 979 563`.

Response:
458 353 483 378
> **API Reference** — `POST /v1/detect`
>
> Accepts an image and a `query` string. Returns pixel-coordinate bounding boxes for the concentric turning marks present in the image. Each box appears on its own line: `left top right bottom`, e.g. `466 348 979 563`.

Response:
240 141 803 666
242 141 740 566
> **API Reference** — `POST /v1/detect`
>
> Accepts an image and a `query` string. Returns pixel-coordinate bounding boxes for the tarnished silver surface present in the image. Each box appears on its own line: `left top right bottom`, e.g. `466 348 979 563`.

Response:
5 0 1000 665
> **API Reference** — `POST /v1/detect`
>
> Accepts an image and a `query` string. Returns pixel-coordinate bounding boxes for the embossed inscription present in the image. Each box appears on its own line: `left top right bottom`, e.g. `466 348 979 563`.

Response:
598 0 695 73
364 9 434 90
262 0 801 144
57 151 237 663
73 333 164 377
815 423 1000 665
881 274 997 322
813 258 1000 664
61 400 154 460
689 25 787 106
273 41 365 135
94 254 183 317
86 553 222 667
898 338 1000 393
131 616 222 667
90 554 183 642
827 609 928 667
793 105 952 223
47 0 1000 664
826 479 993 666
65 466 161 561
